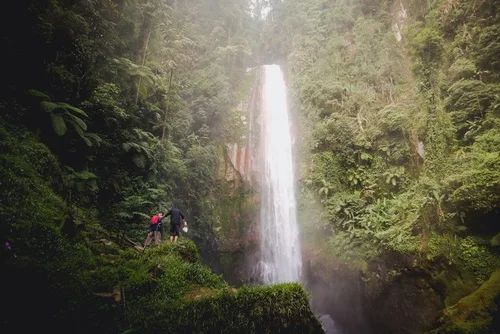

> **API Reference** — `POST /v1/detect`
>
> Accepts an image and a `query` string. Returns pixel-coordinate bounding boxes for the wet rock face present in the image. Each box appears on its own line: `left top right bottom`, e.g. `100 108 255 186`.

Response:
303 255 373 333
225 67 263 189
217 235 261 287
304 250 445 334
366 274 443 333
361 252 444 333
307 274 372 332
207 68 263 282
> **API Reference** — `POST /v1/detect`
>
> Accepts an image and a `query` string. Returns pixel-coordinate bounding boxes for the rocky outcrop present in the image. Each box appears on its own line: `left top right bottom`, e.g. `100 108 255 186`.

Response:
303 248 450 333
366 269 443 333
303 247 373 333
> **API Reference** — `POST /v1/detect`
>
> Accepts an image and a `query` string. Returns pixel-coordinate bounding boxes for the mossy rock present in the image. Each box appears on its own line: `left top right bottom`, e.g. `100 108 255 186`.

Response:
144 283 324 333
143 239 201 263
109 243 322 333
431 268 500 333
434 268 479 308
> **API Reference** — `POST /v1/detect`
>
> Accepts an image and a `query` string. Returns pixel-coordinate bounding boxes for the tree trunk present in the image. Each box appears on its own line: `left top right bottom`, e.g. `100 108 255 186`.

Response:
135 3 153 105
161 69 174 142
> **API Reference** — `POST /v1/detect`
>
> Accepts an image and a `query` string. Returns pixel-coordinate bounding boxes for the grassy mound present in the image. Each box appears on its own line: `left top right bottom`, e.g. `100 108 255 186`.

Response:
153 283 323 333
3 237 323 333
91 240 323 333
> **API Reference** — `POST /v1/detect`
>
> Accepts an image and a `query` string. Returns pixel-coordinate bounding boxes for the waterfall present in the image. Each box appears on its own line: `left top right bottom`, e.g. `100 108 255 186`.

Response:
258 65 302 284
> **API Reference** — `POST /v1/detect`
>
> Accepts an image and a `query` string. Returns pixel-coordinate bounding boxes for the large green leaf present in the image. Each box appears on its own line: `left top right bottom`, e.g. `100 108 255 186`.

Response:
81 136 92 147
68 120 85 137
85 133 102 147
50 113 67 136
57 103 88 117
41 101 58 113
66 112 88 131
40 101 88 118
28 89 51 101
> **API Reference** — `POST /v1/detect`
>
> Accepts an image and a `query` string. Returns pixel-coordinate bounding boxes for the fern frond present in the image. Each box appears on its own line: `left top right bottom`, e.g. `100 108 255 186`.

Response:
110 57 155 87
133 155 146 168
131 212 150 219
122 142 132 152
115 212 133 219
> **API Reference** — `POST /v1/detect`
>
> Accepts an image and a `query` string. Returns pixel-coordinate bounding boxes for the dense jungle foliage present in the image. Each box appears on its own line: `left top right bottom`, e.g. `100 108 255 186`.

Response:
262 0 499 331
1 0 260 245
1 0 499 332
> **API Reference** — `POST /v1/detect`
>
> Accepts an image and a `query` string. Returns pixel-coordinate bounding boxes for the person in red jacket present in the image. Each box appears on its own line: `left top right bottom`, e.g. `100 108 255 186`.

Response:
144 211 163 247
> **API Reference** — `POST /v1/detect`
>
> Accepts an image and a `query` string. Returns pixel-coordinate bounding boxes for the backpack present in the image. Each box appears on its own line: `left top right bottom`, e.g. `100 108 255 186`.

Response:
150 215 159 224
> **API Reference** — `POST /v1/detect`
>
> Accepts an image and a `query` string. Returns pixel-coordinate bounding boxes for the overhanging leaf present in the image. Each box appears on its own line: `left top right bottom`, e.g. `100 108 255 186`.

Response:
82 136 92 147
68 120 85 137
57 103 88 117
41 101 58 113
66 112 88 131
50 113 67 135
28 89 51 101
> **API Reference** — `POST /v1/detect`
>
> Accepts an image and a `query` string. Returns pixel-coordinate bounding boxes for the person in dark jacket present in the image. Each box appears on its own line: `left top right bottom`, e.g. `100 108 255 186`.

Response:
165 207 187 243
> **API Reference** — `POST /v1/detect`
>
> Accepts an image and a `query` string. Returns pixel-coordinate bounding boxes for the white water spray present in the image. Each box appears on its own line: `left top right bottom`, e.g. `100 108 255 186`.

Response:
258 65 302 284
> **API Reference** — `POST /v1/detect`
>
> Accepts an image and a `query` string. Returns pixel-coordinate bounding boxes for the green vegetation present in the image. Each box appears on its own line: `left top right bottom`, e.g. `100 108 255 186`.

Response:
0 0 322 332
1 0 260 246
0 119 319 330
3 227 321 332
265 0 499 267
262 0 500 330
2 0 500 331
432 269 500 333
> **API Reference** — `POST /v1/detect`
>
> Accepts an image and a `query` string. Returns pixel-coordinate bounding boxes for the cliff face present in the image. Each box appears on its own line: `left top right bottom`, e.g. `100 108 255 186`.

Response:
212 67 265 286
225 67 262 189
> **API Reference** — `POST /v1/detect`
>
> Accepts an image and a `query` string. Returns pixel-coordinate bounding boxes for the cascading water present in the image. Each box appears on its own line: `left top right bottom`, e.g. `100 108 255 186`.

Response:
258 65 302 285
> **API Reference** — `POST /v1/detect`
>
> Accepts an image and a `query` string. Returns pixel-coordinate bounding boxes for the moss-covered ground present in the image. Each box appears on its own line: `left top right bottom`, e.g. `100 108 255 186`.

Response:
2 228 323 333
